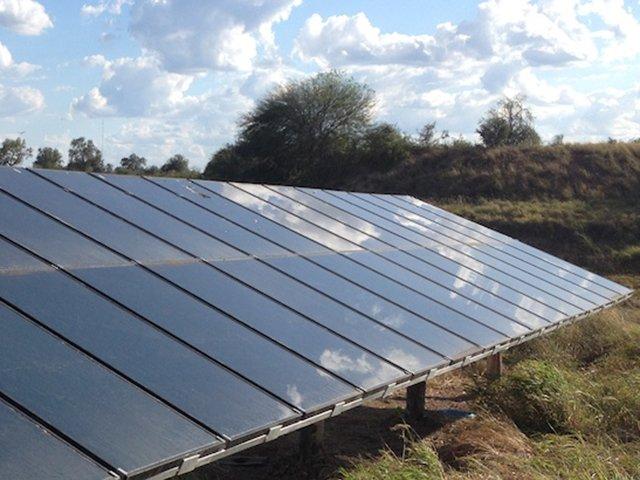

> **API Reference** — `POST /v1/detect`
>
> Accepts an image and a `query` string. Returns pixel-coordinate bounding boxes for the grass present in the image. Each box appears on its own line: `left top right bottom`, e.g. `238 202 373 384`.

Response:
347 142 640 202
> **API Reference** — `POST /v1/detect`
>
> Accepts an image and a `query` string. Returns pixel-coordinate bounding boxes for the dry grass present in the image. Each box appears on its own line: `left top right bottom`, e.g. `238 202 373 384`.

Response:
348 142 640 202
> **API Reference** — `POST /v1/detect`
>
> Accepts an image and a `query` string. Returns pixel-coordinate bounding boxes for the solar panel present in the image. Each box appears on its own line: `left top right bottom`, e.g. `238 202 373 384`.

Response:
0 166 632 479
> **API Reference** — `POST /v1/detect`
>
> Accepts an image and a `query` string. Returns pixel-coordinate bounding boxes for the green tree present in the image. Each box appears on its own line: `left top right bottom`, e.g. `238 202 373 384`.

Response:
160 154 191 176
118 153 147 173
206 70 376 183
67 137 105 172
477 95 541 148
0 137 32 166
33 147 63 169
358 123 412 171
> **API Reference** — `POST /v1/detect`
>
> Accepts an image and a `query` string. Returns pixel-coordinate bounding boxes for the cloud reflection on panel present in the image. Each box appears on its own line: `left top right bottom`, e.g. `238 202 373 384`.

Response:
208 182 364 254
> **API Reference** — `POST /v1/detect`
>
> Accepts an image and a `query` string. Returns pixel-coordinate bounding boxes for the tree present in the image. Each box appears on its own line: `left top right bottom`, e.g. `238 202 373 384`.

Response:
118 153 147 173
358 123 411 171
160 154 191 176
477 95 541 148
0 137 32 166
33 147 63 169
67 137 105 172
206 70 377 183
418 122 437 147
551 134 564 146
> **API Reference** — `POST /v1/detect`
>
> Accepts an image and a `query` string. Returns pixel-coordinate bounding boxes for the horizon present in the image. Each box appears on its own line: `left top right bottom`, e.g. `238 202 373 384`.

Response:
1 0 639 169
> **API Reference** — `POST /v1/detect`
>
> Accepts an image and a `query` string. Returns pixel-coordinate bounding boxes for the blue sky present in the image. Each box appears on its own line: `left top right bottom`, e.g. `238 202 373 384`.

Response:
1 0 639 169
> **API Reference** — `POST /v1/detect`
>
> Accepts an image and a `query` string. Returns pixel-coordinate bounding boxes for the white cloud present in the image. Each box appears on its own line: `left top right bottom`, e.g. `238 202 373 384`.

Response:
0 83 44 117
295 1 600 70
293 1 640 142
72 56 199 117
0 40 39 76
0 0 52 35
81 0 132 16
129 0 301 72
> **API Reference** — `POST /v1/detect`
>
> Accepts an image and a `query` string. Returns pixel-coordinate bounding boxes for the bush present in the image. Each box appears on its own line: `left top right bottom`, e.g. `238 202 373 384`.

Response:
357 123 412 171
483 360 577 433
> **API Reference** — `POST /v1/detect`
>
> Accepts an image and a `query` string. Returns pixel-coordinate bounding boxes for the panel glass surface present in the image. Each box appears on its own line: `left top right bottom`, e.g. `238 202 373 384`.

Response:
310 252 508 349
266 186 555 326
0 192 130 270
266 255 476 358
150 261 405 390
0 399 113 480
392 195 630 296
353 193 609 305
97 176 474 360
368 193 617 299
0 240 298 440
324 191 598 311
209 184 532 336
0 303 219 476
37 170 245 261
0 168 189 266
39 173 444 371
193 180 360 253
214 257 447 372
137 181 507 350
298 188 570 322
104 174 319 259
345 251 532 336
72 264 358 412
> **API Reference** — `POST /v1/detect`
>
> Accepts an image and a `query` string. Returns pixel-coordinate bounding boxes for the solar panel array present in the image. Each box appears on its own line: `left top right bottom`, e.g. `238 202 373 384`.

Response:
0 166 632 479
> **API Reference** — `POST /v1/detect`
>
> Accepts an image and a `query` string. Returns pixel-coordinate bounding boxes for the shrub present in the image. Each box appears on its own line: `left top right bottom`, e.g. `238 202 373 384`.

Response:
483 360 577 433
357 123 412 171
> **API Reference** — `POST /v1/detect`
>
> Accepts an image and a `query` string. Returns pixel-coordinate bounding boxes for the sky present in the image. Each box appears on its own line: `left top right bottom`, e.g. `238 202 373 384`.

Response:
0 0 639 169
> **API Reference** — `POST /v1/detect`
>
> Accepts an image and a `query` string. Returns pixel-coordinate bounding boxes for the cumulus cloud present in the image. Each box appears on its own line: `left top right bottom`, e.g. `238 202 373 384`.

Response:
0 83 44 116
129 0 301 72
0 0 52 35
81 0 132 16
293 0 640 142
72 56 199 117
0 40 38 76
295 1 600 70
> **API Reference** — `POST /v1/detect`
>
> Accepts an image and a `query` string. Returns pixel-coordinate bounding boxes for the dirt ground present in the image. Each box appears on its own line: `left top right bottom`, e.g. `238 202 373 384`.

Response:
194 368 483 480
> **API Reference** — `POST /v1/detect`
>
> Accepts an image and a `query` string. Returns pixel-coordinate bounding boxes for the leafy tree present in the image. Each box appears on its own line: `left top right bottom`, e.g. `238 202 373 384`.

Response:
0 137 32 166
551 134 564 146
33 147 63 169
118 153 147 173
477 95 541 148
207 70 376 183
67 137 105 172
160 154 191 176
358 123 412 171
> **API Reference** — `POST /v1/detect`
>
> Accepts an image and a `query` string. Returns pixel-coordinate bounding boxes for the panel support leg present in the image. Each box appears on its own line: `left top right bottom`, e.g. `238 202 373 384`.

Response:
486 352 503 380
299 421 324 460
406 381 426 420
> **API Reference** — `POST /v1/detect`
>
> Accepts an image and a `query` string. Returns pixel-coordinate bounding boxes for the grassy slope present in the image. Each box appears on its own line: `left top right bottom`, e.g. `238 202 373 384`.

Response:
339 145 640 479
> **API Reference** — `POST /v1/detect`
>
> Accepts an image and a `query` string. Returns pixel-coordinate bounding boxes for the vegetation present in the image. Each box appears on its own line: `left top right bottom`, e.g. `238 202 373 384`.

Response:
204 70 411 184
67 137 105 172
476 95 541 148
33 147 63 169
0 137 32 166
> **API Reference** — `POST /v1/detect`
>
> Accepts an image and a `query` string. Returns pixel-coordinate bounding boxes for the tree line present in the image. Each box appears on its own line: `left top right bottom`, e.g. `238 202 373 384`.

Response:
2 71 637 183
0 137 199 178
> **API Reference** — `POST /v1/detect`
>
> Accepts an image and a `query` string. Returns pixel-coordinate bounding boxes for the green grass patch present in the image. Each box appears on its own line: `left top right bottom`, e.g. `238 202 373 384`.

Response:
340 440 444 480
